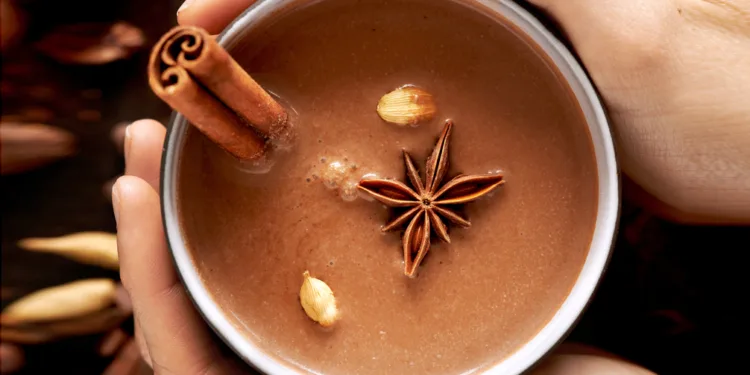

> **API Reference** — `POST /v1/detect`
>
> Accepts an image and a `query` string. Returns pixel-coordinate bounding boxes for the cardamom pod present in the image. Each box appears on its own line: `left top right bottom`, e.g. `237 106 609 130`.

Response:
0 307 126 344
377 86 437 126
1 279 116 325
299 271 339 327
18 232 118 270
0 122 76 175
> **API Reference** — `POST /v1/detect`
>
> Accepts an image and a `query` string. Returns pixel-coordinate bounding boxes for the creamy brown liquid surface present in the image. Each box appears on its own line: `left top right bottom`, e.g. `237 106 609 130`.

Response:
178 0 598 374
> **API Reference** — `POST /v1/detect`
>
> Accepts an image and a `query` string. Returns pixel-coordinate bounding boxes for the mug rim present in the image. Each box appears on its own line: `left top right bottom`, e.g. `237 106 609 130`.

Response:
160 0 620 374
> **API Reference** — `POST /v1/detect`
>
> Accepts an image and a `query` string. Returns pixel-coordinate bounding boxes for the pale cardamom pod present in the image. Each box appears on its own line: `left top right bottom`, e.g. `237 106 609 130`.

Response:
18 232 118 270
299 271 339 327
377 85 437 126
0 307 126 344
0 279 116 325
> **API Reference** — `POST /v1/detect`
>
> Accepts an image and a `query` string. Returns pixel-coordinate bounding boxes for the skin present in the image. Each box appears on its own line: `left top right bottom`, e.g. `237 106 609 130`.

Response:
114 0 750 373
528 0 750 224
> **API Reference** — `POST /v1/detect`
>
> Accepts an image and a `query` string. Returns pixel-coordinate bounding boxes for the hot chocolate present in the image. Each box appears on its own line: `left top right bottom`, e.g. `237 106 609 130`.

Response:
177 0 598 374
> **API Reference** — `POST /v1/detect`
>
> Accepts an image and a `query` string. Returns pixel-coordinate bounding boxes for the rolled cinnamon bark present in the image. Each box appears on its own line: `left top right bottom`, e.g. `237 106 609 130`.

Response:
148 26 289 160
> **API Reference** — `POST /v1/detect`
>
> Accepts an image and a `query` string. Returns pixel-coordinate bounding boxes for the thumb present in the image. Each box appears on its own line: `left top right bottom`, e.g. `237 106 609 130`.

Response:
114 177 227 375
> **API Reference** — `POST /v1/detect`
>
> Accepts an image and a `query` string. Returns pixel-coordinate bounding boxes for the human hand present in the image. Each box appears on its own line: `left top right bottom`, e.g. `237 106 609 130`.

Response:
114 4 268 369
118 1 743 373
113 120 248 374
112 2 273 373
525 0 750 223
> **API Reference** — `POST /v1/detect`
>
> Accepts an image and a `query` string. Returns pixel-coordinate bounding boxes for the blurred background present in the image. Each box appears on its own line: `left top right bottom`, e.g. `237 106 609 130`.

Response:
1 0 176 373
1 0 747 374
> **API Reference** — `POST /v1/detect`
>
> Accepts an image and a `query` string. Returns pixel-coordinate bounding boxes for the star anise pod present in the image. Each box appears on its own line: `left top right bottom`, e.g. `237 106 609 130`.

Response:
358 120 505 278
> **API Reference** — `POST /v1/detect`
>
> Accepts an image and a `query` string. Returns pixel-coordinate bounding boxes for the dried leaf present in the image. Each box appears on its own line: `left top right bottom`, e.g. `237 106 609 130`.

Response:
377 86 436 126
0 122 76 175
1 279 116 324
18 232 119 270
34 22 145 65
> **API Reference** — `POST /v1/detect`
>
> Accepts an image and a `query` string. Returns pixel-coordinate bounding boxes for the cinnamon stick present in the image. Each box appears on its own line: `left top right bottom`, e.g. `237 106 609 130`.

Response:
148 26 289 160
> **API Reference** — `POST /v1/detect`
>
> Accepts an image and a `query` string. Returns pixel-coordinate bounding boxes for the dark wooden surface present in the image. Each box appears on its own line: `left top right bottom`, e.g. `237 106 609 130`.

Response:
2 1 749 374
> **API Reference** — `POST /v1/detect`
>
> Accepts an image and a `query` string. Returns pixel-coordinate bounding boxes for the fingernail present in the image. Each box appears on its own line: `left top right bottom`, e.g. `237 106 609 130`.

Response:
112 182 121 225
178 0 196 15
123 124 132 163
